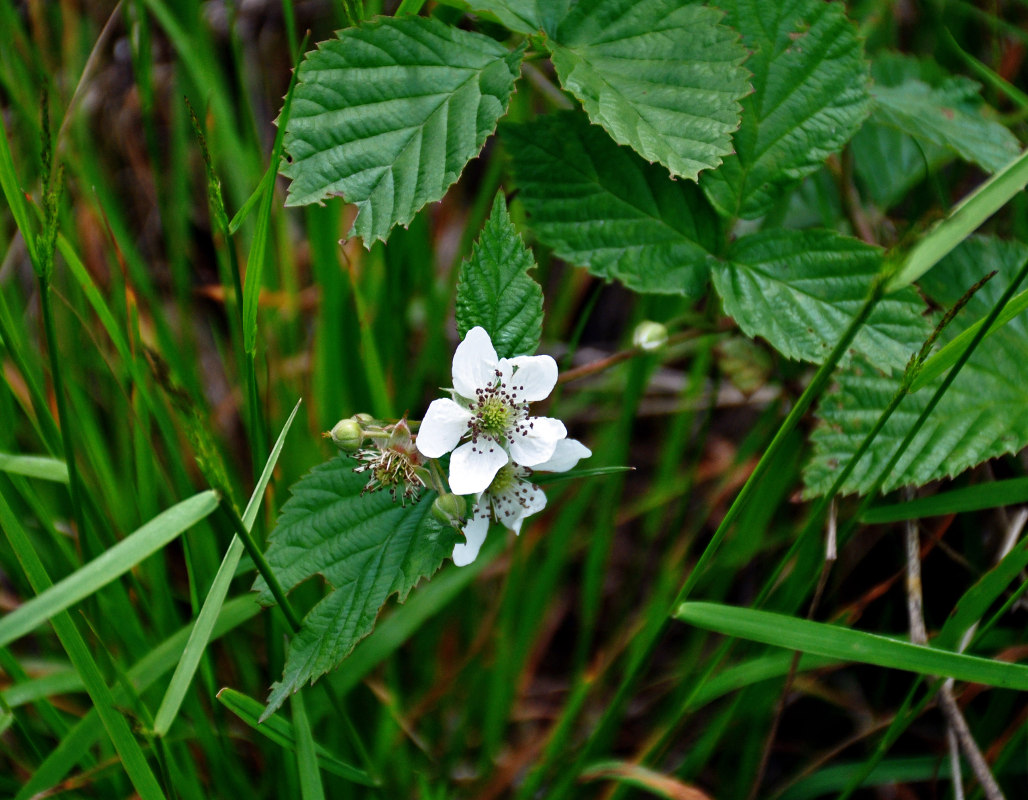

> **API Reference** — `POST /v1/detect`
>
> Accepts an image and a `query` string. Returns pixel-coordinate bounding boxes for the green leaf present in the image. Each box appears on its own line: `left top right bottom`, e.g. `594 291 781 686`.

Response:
456 192 543 358
850 53 1018 209
871 79 1019 176
675 602 1028 691
469 0 569 36
805 237 1028 496
281 16 523 244
257 456 453 718
504 112 719 296
547 0 749 181
714 229 929 368
701 0 871 219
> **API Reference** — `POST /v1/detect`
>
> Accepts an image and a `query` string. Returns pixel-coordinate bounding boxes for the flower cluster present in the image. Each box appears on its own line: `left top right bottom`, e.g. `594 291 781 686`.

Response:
334 327 589 566
416 327 590 566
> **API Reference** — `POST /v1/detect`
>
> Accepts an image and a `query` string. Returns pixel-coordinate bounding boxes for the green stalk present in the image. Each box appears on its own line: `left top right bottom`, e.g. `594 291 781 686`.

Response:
216 502 302 633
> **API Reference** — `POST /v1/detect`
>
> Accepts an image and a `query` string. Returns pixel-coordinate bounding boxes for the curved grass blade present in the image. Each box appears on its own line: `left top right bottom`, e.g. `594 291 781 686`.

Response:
0 490 219 649
675 602 1028 690
217 688 375 786
153 399 301 736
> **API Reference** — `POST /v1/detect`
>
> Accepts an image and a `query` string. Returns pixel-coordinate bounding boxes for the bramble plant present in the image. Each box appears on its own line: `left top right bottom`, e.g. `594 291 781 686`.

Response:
3 1 1028 798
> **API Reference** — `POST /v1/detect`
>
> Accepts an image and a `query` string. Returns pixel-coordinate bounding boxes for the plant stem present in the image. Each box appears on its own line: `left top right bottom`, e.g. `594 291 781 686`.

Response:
217 502 302 633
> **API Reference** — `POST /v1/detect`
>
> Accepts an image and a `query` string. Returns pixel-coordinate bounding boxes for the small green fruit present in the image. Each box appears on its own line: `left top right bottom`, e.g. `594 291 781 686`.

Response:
329 419 363 452
431 493 467 527
632 320 668 351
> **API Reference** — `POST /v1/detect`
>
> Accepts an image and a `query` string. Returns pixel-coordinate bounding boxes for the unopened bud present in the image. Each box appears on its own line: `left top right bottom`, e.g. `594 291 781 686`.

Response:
328 419 363 452
351 413 374 424
632 320 668 351
431 493 467 527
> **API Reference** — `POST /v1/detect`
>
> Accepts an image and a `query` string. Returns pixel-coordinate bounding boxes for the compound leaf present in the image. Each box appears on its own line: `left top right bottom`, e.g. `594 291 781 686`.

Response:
504 112 719 296
805 237 1028 496
702 0 871 219
282 16 523 244
456 192 543 359
714 229 929 368
256 456 453 718
548 0 750 181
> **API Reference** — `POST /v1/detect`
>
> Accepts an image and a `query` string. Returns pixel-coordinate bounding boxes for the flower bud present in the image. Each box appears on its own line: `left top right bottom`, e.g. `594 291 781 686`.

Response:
328 419 363 452
351 413 374 424
431 493 467 526
632 320 668 351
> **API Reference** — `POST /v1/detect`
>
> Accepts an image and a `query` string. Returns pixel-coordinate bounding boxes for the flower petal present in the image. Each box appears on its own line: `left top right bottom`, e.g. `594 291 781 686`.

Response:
492 479 547 535
452 326 498 399
448 439 508 495
532 438 592 473
505 354 558 402
507 416 566 467
416 398 472 458
453 505 489 566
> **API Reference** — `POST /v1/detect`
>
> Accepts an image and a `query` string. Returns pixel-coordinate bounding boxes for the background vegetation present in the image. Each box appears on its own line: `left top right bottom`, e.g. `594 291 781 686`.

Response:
1 1 1028 798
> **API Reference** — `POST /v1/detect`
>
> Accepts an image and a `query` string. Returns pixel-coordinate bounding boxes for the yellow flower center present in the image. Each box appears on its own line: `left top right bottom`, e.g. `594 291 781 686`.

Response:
479 396 512 437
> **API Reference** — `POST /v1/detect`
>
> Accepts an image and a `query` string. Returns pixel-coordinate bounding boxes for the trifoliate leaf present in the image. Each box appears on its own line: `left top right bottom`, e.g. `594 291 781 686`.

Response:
547 0 750 181
702 0 871 219
804 237 1028 496
256 456 453 717
281 16 523 244
714 229 929 369
456 192 543 359
504 112 719 297
469 0 569 36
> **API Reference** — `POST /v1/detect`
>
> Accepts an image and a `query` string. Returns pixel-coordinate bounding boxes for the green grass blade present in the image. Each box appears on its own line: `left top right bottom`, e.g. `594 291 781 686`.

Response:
290 690 326 800
0 491 167 800
1 667 81 708
0 452 68 483
216 688 376 786
861 477 1028 523
675 602 1028 690
153 400 301 735
910 284 1028 391
885 147 1028 291
239 35 304 351
0 109 38 266
15 596 260 800
0 490 219 649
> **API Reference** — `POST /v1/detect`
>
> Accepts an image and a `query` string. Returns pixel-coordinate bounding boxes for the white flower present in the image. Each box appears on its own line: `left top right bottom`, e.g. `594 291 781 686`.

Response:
416 327 567 495
453 438 592 566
